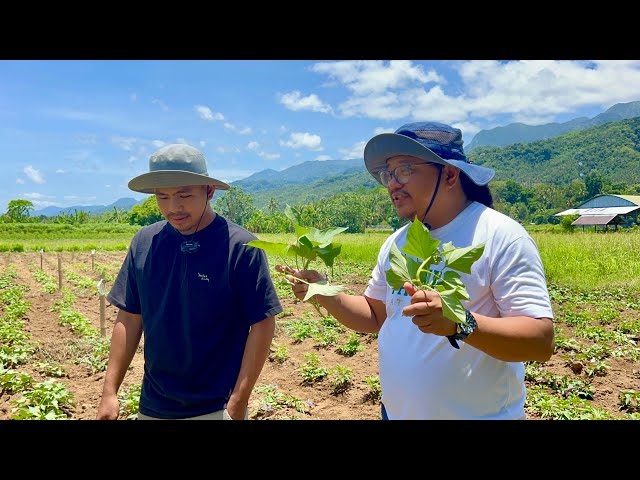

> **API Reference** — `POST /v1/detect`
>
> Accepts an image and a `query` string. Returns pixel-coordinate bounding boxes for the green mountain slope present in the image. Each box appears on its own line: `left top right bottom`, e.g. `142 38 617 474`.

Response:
468 117 640 185
466 100 640 151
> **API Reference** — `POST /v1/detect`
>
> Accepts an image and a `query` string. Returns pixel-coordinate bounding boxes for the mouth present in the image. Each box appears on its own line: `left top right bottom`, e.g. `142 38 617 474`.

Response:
390 190 409 206
169 214 189 224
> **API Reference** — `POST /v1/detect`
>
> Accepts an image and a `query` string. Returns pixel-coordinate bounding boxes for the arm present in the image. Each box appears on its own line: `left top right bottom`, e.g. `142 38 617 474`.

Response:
96 308 143 420
225 316 276 419
275 265 387 334
403 283 555 363
459 313 554 362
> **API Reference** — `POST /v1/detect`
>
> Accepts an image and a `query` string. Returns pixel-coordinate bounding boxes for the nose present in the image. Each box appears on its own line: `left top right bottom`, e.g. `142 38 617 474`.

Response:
167 196 184 212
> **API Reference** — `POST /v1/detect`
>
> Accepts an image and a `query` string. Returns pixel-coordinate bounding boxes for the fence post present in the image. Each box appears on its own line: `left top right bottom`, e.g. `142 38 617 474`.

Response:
57 254 62 290
40 249 43 270
91 249 95 270
98 279 106 337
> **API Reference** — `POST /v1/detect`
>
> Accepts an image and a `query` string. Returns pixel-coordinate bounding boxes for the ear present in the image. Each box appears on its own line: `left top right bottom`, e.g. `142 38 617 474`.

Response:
207 186 215 198
444 166 461 186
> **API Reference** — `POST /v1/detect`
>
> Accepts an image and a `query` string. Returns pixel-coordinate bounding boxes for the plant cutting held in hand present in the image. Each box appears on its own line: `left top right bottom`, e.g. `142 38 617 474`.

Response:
385 218 485 327
245 205 347 316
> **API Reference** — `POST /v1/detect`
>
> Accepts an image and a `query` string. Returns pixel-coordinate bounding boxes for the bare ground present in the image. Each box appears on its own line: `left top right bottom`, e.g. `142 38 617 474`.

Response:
1 251 639 420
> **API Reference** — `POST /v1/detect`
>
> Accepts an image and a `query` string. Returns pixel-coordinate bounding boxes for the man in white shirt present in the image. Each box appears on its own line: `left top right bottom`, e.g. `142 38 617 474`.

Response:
277 121 554 420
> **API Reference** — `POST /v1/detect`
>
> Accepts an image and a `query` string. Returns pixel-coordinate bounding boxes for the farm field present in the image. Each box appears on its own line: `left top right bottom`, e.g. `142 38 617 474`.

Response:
1 230 640 420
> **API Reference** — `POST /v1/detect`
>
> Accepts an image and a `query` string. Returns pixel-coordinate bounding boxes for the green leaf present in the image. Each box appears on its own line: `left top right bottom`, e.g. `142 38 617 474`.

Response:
384 217 485 328
403 218 441 262
316 243 342 269
307 227 348 247
245 240 295 258
289 240 317 262
440 271 470 301
303 281 347 301
435 288 467 324
443 243 486 274
386 242 412 289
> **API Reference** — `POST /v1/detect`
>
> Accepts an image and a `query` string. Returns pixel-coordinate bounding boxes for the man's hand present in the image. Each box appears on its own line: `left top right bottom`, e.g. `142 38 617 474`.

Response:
275 265 327 301
402 282 457 337
96 393 120 420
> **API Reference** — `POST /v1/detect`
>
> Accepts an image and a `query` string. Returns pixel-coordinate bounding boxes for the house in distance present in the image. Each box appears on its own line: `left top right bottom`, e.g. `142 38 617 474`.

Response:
555 194 640 231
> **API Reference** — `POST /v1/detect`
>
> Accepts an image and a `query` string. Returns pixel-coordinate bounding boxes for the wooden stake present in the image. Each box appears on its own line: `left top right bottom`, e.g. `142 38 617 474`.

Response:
98 279 106 337
57 254 62 289
100 294 106 337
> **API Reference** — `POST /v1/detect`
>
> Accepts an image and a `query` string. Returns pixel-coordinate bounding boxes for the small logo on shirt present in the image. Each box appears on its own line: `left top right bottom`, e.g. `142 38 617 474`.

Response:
198 273 210 283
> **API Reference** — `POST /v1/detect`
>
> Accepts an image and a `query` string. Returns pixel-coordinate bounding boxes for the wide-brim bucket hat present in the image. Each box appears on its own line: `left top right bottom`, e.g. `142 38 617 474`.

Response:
128 143 231 194
364 121 495 186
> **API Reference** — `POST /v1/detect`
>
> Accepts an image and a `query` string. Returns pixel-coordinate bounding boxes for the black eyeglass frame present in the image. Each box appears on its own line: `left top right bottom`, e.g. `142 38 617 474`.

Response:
377 161 439 187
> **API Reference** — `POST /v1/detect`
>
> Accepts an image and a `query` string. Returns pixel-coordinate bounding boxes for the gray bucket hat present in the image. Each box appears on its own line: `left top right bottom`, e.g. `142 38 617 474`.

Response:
364 121 495 186
128 144 231 194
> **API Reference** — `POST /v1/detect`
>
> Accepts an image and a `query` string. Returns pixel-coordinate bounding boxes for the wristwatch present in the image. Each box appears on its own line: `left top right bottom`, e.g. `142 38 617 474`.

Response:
446 310 477 349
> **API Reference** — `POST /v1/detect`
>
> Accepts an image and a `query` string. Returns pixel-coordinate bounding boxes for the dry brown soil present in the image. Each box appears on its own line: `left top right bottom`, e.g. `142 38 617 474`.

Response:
1 251 639 420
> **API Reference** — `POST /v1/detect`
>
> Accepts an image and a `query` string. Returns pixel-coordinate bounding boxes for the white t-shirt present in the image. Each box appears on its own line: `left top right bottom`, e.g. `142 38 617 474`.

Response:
364 202 554 419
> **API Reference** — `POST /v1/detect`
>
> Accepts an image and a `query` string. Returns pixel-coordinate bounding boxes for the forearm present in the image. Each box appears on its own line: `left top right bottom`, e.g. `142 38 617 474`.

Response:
228 316 276 409
463 314 554 362
315 293 384 333
101 311 143 396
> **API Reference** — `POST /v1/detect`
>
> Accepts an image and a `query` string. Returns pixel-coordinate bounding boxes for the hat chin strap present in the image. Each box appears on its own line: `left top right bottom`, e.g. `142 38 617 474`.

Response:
420 165 443 230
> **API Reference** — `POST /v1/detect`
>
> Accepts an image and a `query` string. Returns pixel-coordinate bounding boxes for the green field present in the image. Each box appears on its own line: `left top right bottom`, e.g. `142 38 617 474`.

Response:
1 223 639 294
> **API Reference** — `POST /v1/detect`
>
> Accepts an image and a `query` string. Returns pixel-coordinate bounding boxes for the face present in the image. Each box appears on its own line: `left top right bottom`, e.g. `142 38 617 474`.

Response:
155 185 214 234
382 155 442 220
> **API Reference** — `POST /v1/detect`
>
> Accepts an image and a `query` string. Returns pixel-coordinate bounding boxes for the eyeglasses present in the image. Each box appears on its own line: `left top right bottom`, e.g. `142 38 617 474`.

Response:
377 162 438 187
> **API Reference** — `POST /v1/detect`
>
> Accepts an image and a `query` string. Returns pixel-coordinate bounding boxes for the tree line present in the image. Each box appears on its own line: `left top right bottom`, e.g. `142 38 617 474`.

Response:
3 171 639 233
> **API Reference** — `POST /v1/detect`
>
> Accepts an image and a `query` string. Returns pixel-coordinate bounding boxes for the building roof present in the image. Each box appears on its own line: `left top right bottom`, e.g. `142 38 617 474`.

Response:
618 195 640 206
555 205 640 216
572 214 618 226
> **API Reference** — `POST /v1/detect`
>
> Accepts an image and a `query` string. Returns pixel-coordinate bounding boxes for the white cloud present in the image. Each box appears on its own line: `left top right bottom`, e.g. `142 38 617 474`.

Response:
55 169 65 174
24 165 45 184
247 141 260 151
216 146 241 154
279 91 332 113
311 60 442 95
280 132 322 150
309 60 640 131
315 155 332 161
224 123 252 135
152 99 169 112
195 105 224 121
16 178 25 184
257 151 280 160
112 136 139 151
339 141 366 160
373 126 395 135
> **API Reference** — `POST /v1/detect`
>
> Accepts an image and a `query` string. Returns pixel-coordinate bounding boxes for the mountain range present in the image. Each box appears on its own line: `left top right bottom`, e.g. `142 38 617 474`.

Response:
465 100 640 151
32 197 141 217
30 100 640 216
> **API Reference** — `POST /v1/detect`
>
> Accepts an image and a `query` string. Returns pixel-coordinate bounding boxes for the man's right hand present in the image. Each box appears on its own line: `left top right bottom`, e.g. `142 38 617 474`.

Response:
275 265 327 302
96 393 120 420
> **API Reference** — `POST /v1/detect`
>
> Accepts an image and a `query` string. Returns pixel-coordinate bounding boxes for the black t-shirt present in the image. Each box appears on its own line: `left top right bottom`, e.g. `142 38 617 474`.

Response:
107 214 283 418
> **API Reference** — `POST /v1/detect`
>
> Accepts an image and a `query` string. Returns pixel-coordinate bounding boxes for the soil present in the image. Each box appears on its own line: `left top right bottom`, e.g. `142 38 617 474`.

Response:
1 251 639 421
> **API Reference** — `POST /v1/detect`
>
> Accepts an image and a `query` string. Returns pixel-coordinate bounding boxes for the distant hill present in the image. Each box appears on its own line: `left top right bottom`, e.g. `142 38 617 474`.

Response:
466 100 640 151
227 159 374 209
32 197 141 217
467 116 640 185
233 159 364 192
29 114 640 217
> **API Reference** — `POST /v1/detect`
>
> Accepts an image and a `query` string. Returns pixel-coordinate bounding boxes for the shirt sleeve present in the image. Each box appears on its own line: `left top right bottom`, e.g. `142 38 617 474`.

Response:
490 235 554 320
106 244 141 315
233 244 283 325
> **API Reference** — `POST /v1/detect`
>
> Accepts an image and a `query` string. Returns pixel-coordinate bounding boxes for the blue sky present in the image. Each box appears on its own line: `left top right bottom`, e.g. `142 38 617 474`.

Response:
3 59 640 213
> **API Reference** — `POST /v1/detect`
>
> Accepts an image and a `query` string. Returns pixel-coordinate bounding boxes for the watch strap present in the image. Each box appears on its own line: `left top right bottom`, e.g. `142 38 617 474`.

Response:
446 310 477 349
